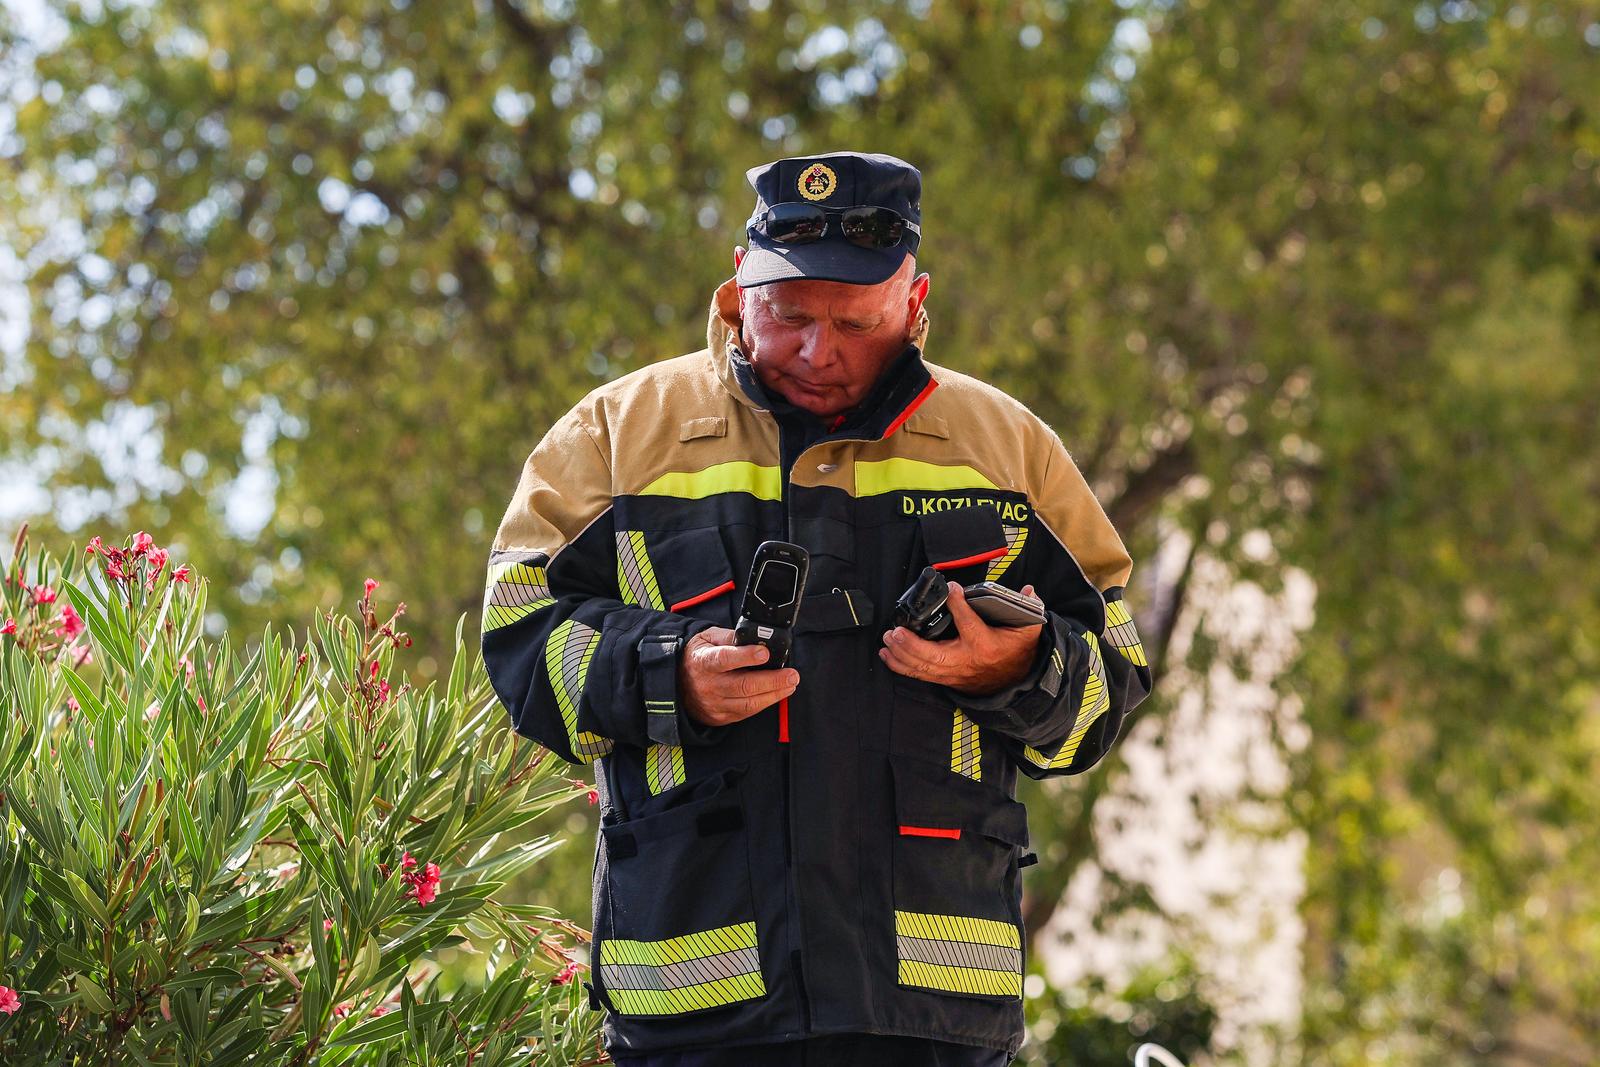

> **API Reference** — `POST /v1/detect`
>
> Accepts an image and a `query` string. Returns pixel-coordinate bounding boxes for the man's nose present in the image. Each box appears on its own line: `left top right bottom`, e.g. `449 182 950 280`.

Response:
796 322 840 370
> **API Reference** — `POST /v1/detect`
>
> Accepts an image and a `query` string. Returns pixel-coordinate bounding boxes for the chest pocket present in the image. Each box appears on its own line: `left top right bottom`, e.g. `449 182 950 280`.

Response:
617 526 738 628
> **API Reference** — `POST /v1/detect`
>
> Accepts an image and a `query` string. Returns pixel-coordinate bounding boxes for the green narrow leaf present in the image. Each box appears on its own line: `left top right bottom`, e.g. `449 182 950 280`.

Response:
63 870 111 927
326 1000 448 1046
75 973 115 1013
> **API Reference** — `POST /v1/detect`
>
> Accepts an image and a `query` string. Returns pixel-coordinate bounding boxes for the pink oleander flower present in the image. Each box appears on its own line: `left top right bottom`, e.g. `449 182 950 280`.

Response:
400 851 418 872
55 604 85 640
85 536 104 556
31 584 56 605
173 565 191 583
147 547 169 574
369 660 380 679
401 859 441 907
370 1004 390 1017
323 918 335 931
364 578 378 597
0 619 15 636
66 696 79 713
131 531 154 555
550 961 582 986
377 680 391 704
587 788 599 806
333 1003 352 1019
0 985 20 1014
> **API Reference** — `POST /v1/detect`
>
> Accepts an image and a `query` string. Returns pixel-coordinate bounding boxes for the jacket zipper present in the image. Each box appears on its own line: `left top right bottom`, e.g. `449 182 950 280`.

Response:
773 414 811 1029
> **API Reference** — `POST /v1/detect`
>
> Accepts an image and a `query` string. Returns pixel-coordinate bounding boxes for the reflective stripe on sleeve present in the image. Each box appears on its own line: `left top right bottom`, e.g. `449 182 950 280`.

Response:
545 618 612 762
482 552 555 632
1021 633 1108 771
1103 596 1148 667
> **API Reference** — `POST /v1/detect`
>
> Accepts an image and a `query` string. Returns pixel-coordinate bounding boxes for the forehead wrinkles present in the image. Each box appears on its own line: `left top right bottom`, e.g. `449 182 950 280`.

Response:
757 282 895 320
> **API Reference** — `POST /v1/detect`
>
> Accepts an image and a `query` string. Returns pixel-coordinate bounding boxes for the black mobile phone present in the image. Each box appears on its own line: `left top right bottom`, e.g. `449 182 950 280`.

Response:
961 581 1047 628
733 541 810 668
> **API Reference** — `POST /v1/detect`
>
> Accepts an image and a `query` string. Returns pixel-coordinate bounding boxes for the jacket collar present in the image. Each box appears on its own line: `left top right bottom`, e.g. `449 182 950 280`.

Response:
704 275 935 440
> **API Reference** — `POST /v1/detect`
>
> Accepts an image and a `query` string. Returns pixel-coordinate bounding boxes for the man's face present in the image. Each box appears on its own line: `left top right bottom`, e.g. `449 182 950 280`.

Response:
735 251 931 419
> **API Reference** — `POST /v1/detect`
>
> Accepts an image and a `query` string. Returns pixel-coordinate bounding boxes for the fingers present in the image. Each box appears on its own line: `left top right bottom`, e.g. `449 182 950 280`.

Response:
943 580 982 636
694 639 772 674
687 666 799 726
878 625 949 681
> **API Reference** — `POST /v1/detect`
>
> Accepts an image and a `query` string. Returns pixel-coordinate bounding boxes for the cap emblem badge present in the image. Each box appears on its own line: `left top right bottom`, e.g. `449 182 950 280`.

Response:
797 162 837 201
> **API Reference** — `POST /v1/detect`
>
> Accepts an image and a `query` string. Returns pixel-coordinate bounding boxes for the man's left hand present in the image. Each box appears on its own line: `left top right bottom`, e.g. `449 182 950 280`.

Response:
878 582 1045 697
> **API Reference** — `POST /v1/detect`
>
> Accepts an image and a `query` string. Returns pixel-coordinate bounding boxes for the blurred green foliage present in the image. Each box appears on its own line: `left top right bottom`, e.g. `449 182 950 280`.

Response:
3 1 1598 1062
0 526 602 1063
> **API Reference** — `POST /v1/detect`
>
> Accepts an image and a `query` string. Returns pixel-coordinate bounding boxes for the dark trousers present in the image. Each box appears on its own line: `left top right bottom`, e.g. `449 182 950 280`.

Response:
612 1034 1012 1067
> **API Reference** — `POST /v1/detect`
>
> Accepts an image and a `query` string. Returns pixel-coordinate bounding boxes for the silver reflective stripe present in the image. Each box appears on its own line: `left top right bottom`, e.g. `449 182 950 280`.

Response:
602 946 762 992
895 935 1021 974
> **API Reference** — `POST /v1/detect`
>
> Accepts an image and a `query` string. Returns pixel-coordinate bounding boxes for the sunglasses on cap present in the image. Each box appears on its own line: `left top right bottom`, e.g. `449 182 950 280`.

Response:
746 203 921 254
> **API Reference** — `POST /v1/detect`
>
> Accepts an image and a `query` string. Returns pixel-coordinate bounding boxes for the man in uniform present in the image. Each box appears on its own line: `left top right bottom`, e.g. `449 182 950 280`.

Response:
482 150 1153 1065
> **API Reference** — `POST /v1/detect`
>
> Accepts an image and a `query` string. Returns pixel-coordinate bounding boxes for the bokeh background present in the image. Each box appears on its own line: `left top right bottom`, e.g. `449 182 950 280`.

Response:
3 1 1598 1063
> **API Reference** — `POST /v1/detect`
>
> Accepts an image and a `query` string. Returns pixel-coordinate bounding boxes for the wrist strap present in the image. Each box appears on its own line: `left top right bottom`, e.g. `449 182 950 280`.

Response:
639 633 684 747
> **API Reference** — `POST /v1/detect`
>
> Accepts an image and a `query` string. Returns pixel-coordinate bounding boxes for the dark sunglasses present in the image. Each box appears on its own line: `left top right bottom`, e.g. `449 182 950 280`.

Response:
747 203 921 254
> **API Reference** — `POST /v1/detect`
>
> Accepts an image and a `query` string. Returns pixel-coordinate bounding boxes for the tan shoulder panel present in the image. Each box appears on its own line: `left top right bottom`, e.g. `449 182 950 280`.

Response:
490 399 613 558
916 362 1133 592
586 349 774 496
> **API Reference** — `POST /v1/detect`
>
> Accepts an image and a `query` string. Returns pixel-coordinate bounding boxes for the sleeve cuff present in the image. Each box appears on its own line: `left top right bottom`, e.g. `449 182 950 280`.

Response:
948 613 1070 718
639 621 721 747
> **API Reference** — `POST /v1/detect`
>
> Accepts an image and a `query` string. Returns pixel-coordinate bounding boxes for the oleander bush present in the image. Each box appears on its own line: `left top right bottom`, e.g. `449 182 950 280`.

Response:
0 526 604 1064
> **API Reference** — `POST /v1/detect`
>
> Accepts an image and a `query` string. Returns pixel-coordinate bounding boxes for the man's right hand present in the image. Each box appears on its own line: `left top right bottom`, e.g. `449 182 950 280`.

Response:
680 626 800 727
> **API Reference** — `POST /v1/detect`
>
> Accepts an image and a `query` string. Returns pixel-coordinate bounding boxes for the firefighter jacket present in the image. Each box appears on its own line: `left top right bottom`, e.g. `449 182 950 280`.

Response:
481 276 1154 1058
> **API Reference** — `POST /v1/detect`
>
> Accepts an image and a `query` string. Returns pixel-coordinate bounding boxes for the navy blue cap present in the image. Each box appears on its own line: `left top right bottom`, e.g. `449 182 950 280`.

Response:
737 151 922 288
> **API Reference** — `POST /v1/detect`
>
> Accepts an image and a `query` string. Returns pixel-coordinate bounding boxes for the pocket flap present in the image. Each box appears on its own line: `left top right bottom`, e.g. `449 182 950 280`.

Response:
890 757 1029 848
918 506 1008 572
646 527 737 613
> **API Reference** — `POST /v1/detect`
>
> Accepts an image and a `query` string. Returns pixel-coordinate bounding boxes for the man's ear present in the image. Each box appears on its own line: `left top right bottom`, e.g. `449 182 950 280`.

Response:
907 271 931 321
733 247 748 326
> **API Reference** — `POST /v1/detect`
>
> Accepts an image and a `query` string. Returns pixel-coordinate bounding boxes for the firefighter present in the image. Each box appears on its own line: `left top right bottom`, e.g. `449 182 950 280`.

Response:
482 151 1153 1065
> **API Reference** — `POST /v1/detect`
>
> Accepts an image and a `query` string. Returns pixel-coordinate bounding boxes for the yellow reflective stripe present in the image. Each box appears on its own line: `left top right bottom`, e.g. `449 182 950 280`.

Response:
601 921 759 966
894 910 1022 998
951 711 981 781
645 743 686 795
616 530 666 610
605 971 767 1015
640 461 782 501
1103 597 1148 667
854 458 998 497
897 960 1021 998
1022 633 1108 770
482 560 555 632
544 618 612 762
894 910 1019 949
985 524 1028 582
